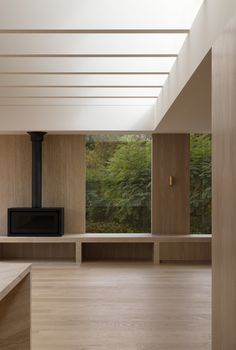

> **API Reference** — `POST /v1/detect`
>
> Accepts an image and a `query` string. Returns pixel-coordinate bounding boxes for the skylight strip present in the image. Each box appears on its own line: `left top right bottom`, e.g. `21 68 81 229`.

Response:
0 97 157 106
0 74 168 86
0 87 162 97
0 0 205 30
0 57 176 73
0 34 188 55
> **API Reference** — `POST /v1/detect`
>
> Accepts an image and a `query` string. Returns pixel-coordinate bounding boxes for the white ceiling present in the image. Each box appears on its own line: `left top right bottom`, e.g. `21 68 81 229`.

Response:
0 0 231 132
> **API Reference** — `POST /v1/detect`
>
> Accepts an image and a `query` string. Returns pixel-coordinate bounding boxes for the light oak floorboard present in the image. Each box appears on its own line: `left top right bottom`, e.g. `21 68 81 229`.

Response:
31 263 211 350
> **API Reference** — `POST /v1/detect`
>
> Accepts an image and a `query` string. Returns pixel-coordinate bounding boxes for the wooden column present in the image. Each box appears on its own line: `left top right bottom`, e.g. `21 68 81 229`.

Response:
152 134 190 235
212 12 236 349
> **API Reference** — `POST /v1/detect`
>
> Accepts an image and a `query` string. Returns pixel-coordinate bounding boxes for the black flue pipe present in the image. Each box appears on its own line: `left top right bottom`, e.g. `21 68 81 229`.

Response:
28 132 47 208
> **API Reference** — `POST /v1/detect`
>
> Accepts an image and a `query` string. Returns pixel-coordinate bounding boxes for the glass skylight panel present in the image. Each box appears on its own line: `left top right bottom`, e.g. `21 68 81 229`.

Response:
0 0 206 133
0 74 169 87
0 57 176 73
0 34 187 55
0 87 162 98
0 97 157 106
0 0 205 30
0 0 206 132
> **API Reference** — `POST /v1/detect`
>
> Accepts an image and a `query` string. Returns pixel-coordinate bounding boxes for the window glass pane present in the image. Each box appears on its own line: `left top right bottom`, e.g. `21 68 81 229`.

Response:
86 135 151 233
190 134 212 234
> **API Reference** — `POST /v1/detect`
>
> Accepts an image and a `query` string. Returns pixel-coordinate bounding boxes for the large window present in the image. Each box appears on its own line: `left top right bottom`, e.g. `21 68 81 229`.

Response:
86 135 151 233
190 134 212 234
86 134 211 234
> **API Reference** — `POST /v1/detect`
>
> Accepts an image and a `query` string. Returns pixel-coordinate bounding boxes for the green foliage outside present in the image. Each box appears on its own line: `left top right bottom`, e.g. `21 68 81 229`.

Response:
190 134 212 234
86 135 151 233
86 134 212 234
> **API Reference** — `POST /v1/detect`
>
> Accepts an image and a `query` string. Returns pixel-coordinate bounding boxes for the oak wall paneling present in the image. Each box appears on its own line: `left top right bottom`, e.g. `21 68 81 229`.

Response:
0 136 32 234
0 135 85 235
159 242 211 262
43 135 85 233
0 243 75 261
152 134 190 235
212 12 236 349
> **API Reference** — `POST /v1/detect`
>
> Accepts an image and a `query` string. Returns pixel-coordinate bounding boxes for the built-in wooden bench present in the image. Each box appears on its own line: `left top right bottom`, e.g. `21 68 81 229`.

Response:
0 234 212 264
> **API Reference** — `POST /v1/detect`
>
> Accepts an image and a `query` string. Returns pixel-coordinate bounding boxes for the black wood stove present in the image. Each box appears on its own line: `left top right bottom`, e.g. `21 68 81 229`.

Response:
8 132 64 236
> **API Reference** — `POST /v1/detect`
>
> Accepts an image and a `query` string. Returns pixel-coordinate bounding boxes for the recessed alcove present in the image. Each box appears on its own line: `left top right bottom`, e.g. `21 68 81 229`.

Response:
82 242 154 261
0 242 75 262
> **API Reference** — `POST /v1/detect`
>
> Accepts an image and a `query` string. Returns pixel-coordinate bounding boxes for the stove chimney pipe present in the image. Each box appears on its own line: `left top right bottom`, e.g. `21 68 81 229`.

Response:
28 132 47 208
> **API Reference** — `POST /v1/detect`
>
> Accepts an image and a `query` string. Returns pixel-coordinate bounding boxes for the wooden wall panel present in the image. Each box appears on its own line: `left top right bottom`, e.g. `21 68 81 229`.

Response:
0 136 31 235
152 134 190 235
0 135 85 235
43 135 85 233
160 242 211 262
0 243 75 260
212 12 236 350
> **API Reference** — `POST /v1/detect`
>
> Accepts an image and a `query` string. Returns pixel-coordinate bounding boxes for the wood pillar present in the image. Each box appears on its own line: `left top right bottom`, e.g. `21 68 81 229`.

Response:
152 134 190 235
212 12 236 349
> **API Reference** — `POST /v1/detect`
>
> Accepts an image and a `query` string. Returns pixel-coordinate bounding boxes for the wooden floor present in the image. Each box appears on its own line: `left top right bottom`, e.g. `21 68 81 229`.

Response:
32 263 211 350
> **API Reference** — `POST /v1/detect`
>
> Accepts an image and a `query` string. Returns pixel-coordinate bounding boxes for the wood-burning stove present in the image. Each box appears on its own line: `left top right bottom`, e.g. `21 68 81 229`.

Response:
8 132 64 236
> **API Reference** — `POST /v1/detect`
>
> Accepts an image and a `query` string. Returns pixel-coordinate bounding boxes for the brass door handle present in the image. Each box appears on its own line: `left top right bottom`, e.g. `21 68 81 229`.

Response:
169 175 174 187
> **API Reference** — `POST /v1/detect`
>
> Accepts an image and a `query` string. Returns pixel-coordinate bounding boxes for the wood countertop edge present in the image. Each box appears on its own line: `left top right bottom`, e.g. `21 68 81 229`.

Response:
0 263 31 301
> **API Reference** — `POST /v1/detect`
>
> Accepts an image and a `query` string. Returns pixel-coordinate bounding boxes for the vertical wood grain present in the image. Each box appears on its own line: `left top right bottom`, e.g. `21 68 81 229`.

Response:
212 12 236 350
75 241 82 264
0 135 86 235
0 243 75 260
43 135 86 233
159 242 211 262
153 242 160 264
0 136 31 235
152 134 190 235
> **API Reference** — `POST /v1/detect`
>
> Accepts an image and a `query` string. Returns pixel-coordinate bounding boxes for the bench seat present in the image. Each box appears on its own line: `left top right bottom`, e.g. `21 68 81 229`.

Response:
0 234 212 264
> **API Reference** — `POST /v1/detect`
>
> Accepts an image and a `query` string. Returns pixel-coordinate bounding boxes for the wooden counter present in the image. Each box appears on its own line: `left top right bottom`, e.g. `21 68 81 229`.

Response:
0 263 31 350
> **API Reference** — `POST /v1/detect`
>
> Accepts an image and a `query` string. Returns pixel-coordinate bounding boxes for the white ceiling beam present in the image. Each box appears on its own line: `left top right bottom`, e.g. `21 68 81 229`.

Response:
0 29 189 34
0 72 169 75
0 54 178 58
0 105 156 132
0 86 163 88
